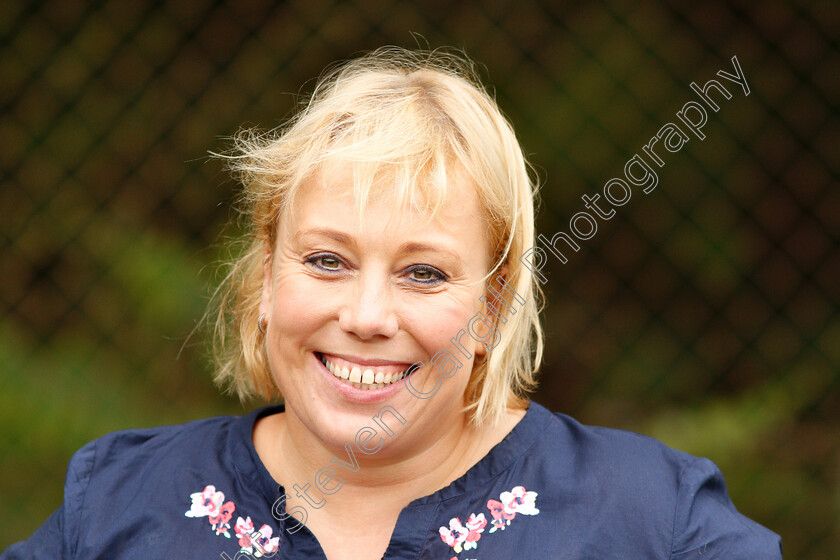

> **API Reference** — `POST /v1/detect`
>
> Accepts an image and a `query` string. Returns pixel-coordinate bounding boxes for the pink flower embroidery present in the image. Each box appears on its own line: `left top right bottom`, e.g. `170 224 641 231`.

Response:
487 485 539 533
185 485 236 537
439 512 488 553
439 517 468 553
440 485 539 553
463 513 487 550
186 485 280 554
251 524 280 557
235 516 256 548
501 486 539 516
486 498 515 532
210 501 235 537
235 517 281 557
185 485 225 518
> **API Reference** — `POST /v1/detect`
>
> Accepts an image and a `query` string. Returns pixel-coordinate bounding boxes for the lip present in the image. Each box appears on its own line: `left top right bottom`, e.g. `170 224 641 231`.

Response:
313 351 416 403
319 352 414 369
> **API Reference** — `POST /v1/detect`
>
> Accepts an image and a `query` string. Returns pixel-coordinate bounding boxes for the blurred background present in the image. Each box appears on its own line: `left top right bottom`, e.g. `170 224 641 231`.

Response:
1 0 837 557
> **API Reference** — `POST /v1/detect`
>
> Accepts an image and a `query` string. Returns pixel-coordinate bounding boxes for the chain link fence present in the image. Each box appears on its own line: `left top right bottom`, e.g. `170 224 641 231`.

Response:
1 0 837 557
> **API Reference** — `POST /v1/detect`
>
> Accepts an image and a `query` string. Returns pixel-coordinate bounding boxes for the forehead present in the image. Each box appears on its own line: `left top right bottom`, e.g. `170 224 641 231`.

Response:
282 162 491 262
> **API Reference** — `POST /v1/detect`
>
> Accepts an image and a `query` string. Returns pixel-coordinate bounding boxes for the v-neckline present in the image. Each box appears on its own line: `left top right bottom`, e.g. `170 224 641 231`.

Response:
230 401 551 558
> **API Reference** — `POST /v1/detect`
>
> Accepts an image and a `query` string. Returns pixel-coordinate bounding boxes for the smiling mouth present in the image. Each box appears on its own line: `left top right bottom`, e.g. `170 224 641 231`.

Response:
316 352 419 390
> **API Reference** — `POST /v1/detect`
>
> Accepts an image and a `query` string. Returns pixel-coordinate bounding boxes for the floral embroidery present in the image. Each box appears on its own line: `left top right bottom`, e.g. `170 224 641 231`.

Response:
463 513 487 550
487 485 539 533
439 517 466 551
185 485 235 537
234 516 280 557
186 485 280 557
486 499 515 532
439 513 486 553
235 516 256 548
440 485 539 556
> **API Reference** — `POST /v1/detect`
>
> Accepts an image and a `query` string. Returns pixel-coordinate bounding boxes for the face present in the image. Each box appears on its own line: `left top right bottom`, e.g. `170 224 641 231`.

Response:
259 163 493 456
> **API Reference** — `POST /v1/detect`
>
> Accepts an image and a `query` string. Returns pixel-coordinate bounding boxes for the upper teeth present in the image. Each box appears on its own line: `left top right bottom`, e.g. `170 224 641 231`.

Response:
320 355 409 390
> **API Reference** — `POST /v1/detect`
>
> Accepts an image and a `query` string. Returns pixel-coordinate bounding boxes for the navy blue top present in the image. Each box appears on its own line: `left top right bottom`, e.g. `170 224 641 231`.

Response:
3 401 781 559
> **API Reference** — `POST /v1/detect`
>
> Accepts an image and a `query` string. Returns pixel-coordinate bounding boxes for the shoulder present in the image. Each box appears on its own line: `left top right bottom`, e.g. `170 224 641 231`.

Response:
63 414 238 487
63 412 248 504
0 411 266 560
534 406 721 508
518 403 782 558
71 408 284 557
72 414 238 466
528 404 698 484
68 408 273 491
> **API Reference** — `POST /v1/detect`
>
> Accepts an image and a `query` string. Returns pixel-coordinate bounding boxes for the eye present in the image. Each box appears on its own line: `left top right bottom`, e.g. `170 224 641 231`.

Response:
405 265 447 285
305 253 344 272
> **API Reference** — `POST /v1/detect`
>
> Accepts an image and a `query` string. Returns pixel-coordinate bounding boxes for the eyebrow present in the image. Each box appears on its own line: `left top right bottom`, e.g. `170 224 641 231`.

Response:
298 228 460 260
298 228 354 246
397 241 459 261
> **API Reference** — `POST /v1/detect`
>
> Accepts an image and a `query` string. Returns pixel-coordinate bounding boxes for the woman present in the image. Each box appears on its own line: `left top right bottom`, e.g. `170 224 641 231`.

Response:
3 47 781 559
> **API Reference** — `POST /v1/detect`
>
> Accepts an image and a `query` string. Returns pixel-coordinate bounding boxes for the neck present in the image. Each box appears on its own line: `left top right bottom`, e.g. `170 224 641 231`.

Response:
253 401 526 544
267 405 482 511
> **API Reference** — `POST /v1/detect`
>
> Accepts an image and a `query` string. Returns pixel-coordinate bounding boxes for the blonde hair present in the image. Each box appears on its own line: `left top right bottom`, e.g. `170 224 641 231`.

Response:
212 47 543 427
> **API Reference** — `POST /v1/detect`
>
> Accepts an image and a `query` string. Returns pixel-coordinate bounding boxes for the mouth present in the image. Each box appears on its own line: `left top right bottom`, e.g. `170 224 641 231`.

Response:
316 352 419 391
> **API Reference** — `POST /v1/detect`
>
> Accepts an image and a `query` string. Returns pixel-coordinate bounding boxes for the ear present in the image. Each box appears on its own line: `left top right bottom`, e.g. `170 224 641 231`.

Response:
258 244 273 317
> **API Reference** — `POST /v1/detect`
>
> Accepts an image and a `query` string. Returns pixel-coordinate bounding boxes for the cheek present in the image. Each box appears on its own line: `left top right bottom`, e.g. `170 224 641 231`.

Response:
269 273 334 339
400 294 478 353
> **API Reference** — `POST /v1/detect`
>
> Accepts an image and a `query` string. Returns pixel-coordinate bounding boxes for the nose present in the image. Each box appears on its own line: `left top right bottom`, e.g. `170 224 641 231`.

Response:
337 271 399 340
